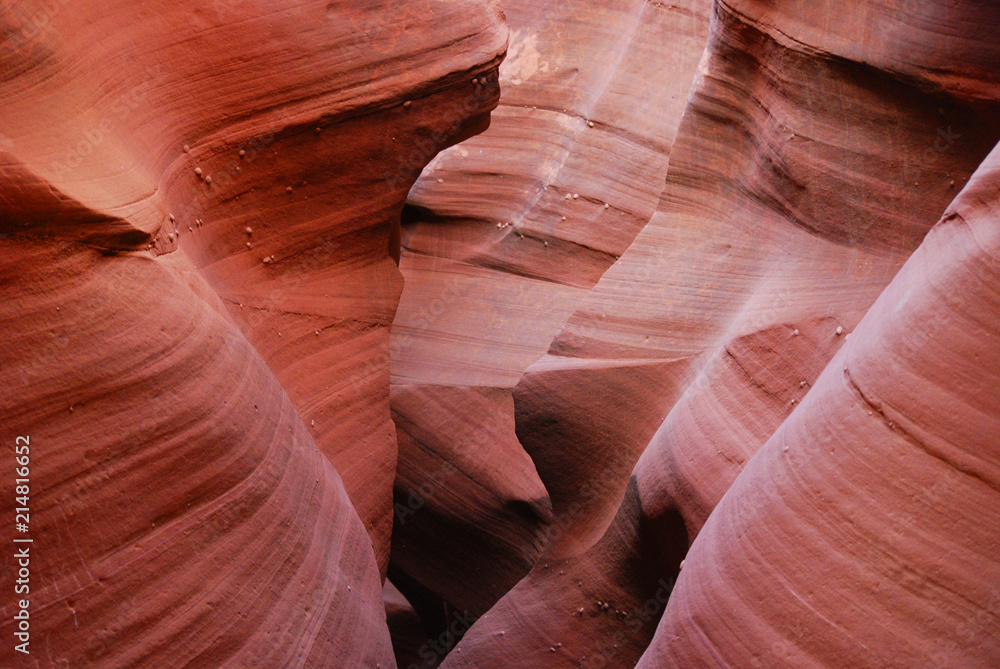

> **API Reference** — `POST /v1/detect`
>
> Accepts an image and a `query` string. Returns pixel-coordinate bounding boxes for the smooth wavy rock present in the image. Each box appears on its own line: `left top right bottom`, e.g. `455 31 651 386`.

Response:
0 0 507 665
442 0 1000 666
640 136 1000 669
0 0 506 575
388 0 711 619
0 242 394 667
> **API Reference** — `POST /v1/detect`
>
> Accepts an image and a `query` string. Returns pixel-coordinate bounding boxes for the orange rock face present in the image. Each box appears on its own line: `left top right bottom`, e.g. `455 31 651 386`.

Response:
388 0 712 626
393 0 1000 668
1 0 504 666
4 0 1000 667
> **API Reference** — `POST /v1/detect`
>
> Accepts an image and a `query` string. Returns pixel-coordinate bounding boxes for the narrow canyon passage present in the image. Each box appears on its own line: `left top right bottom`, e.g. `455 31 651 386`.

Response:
386 1 1000 668
1 1 998 668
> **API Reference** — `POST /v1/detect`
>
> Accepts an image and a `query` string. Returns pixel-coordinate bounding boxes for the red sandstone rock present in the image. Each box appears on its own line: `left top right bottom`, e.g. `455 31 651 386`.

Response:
389 0 711 619
4 0 1000 667
433 1 1000 667
0 0 506 666
0 242 395 667
639 137 1000 669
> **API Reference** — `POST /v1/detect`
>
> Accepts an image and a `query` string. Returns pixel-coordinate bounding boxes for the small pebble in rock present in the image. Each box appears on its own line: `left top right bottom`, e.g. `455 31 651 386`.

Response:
604 203 610 209
169 213 175 221
239 149 245 157
167 233 175 241
403 100 411 109
194 167 203 176
836 326 844 336
263 257 271 264
564 193 572 200
472 77 479 85
286 186 293 193
544 241 548 247
679 560 685 570
437 178 444 183
204 175 212 184
800 381 807 388
315 127 322 134
587 121 595 128
572 193 579 199
245 227 253 235
246 242 252 249
183 144 190 153
792 329 800 336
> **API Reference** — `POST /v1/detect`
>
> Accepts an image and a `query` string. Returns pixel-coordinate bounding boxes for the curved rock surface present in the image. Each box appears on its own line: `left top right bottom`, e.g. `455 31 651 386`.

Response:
426 0 1000 667
640 137 1000 667
388 0 711 619
0 242 394 667
1 0 506 666
4 0 1000 667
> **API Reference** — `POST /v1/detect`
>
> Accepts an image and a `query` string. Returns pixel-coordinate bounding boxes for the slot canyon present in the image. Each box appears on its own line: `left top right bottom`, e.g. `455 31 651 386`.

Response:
1 0 999 667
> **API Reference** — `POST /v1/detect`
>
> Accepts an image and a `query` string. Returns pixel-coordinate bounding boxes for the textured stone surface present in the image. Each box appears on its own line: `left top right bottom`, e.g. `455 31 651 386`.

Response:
388 0 711 619
0 242 395 667
4 0 1000 667
433 1 1000 667
640 137 1000 669
0 0 505 666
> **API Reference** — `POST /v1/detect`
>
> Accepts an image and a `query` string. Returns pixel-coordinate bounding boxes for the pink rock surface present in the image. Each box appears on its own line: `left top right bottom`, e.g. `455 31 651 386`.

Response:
3 0 1000 666
0 0 506 666
389 0 711 619
435 0 1000 667
0 0 506 577
640 136 1000 669
0 242 394 667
